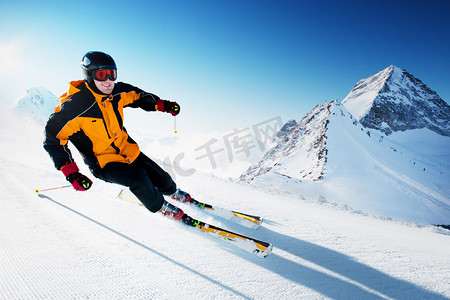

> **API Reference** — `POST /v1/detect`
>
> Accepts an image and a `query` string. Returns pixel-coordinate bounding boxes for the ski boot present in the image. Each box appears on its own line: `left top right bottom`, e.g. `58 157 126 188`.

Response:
170 188 192 203
159 200 184 220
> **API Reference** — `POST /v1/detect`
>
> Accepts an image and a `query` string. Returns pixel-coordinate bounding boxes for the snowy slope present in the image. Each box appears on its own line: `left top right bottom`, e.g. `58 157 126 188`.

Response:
323 103 449 224
1 111 450 299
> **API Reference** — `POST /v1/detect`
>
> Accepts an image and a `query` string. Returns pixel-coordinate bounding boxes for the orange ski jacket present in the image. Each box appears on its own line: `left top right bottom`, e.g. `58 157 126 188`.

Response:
44 80 161 174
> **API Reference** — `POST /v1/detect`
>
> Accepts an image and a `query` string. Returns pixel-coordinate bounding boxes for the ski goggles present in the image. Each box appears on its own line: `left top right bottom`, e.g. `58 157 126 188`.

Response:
92 69 117 81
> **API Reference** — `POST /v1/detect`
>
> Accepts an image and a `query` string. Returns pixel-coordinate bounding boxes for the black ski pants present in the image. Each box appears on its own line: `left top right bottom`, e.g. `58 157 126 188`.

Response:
94 152 176 213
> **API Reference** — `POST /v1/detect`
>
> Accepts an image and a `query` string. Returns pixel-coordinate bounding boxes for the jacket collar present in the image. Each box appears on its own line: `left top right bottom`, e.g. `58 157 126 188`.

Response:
84 81 113 102
59 80 113 105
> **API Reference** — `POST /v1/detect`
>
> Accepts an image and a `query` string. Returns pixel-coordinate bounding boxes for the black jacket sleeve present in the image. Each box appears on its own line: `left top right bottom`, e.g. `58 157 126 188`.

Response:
114 82 161 111
43 111 75 170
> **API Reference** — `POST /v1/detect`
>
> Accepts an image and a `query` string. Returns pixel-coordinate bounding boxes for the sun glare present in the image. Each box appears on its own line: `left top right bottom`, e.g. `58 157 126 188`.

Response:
0 40 23 77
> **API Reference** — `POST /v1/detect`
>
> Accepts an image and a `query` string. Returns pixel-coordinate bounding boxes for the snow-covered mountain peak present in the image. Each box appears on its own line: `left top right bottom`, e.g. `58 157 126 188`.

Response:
14 87 58 124
342 66 450 136
240 99 374 183
240 101 336 182
341 65 393 120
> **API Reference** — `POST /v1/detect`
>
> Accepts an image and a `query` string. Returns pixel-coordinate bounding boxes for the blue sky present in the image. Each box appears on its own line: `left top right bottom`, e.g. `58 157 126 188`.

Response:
1 0 449 133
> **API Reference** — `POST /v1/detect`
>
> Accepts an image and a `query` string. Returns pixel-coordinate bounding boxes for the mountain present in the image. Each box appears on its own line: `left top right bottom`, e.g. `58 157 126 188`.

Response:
240 102 332 182
240 67 450 225
273 119 297 142
14 87 58 124
342 65 450 136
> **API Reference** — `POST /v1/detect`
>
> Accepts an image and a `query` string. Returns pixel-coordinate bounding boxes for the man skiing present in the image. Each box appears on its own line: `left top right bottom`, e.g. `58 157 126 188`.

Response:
44 51 190 220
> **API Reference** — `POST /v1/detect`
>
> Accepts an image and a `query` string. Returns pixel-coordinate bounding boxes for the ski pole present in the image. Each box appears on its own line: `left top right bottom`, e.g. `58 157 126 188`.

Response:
174 116 178 134
35 185 71 194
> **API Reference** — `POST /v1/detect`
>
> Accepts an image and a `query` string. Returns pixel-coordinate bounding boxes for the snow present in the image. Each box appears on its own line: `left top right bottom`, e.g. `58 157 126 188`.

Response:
341 66 392 120
1 110 450 299
244 101 450 225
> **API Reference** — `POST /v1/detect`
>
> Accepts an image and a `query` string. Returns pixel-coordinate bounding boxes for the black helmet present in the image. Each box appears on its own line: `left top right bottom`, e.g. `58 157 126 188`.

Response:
81 51 117 89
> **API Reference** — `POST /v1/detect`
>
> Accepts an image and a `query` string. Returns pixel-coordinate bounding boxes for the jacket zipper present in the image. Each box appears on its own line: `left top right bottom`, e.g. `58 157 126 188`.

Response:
99 99 120 154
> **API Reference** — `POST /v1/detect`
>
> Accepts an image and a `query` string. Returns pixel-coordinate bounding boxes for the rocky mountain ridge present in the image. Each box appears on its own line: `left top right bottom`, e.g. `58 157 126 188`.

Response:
240 101 333 182
342 65 449 136
242 65 449 184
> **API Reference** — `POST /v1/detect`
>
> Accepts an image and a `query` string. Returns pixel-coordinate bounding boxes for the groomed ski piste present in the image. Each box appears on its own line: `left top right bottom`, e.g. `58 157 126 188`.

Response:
1 113 449 299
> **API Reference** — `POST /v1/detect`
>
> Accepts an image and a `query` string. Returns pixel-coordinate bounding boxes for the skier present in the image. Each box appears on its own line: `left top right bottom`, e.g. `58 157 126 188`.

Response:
43 51 191 220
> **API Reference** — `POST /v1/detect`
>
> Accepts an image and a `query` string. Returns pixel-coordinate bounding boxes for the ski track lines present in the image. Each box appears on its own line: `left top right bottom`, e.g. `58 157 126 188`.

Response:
0 178 247 298
1 158 449 298
374 164 450 210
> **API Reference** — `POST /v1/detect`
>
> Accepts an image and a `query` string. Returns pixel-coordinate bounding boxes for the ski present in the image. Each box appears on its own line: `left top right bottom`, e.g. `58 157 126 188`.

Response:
169 192 263 229
119 189 263 229
181 214 272 258
117 190 273 258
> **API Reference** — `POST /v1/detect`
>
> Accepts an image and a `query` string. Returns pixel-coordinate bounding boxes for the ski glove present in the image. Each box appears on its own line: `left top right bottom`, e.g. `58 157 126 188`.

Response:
61 162 92 191
156 99 180 116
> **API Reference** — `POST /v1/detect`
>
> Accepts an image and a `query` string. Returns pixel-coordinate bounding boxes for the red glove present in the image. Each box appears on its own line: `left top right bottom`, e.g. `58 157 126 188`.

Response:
61 162 92 191
156 100 180 116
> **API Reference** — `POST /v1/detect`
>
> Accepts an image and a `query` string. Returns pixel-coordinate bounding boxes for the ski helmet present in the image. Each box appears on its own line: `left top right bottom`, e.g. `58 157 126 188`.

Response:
81 51 117 91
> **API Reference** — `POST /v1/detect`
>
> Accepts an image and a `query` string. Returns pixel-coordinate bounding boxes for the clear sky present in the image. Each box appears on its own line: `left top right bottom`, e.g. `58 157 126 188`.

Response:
1 0 449 133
